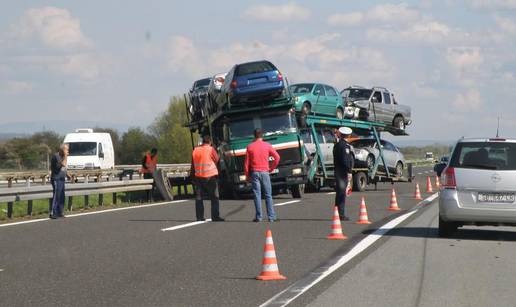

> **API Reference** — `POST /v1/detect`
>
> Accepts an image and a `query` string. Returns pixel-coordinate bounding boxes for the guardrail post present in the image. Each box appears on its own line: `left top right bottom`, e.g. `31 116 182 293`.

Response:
112 193 117 204
8 178 12 188
27 200 33 216
99 194 104 206
84 195 89 208
7 201 13 218
68 196 73 211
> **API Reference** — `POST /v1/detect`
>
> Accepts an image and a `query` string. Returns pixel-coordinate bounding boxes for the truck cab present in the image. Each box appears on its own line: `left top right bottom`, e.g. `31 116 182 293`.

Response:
63 129 115 170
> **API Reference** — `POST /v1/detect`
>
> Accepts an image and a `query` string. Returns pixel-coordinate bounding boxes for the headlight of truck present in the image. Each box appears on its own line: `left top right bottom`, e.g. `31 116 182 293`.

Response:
238 175 247 182
292 168 303 175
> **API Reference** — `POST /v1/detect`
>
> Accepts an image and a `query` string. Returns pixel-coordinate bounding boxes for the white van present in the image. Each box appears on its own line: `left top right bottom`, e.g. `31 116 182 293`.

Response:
63 129 115 169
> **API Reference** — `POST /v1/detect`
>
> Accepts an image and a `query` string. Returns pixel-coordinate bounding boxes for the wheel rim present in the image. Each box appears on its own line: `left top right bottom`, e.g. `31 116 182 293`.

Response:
396 163 403 177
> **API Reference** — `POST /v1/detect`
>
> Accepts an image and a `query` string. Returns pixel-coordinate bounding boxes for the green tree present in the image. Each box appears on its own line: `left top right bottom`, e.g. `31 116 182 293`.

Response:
120 127 156 164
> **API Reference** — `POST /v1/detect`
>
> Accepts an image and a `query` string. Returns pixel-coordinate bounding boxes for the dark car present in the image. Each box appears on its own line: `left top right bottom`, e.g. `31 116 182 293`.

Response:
188 77 211 121
216 60 285 110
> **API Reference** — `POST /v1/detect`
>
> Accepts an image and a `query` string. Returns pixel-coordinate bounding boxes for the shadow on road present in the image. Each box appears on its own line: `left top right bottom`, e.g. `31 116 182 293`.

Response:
364 227 516 242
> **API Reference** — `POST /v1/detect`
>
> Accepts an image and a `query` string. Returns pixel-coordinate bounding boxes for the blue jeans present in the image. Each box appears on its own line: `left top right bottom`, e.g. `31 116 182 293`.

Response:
51 178 65 217
251 171 276 221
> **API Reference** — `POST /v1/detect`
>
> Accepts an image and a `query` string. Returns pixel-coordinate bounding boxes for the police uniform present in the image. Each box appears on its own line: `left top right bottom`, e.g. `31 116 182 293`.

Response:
333 127 354 220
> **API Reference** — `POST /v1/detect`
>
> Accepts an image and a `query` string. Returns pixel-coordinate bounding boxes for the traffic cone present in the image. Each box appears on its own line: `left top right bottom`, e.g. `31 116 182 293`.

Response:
435 176 440 189
356 197 372 224
414 183 423 200
426 176 433 193
327 206 347 240
256 229 287 281
388 188 401 211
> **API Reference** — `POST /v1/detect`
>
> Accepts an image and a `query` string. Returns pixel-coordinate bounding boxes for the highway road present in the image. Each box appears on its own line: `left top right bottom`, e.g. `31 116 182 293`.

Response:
2 166 511 306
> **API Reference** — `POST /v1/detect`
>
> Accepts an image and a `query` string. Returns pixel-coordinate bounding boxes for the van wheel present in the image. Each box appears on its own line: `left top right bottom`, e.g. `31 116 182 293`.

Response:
336 108 344 119
393 116 405 130
353 172 367 192
438 215 458 237
291 184 303 199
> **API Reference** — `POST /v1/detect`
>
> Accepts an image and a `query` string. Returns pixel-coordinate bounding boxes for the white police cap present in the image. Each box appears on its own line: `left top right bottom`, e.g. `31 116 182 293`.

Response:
338 127 353 135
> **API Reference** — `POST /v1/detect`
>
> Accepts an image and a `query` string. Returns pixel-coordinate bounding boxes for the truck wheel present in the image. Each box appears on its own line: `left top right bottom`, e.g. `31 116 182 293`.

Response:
353 172 367 192
336 108 344 119
395 162 403 177
438 215 457 237
393 116 405 130
291 184 303 199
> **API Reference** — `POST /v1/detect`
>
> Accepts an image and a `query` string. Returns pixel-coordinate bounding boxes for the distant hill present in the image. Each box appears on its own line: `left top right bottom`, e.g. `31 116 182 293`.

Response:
0 133 29 142
0 120 136 135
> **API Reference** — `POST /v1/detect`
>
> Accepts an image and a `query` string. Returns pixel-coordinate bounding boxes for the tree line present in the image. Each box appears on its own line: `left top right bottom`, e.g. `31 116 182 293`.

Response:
0 96 198 171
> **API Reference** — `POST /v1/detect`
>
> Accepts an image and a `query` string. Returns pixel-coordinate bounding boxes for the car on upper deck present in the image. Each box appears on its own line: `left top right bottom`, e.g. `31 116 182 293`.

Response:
188 77 211 121
289 83 345 119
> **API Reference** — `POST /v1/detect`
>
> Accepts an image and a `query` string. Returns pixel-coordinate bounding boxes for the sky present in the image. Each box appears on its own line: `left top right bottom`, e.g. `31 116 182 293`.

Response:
1 0 516 142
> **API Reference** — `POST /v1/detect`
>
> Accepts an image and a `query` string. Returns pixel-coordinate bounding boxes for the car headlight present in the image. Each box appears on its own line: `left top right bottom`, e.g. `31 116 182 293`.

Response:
292 168 303 175
294 96 299 102
238 175 247 182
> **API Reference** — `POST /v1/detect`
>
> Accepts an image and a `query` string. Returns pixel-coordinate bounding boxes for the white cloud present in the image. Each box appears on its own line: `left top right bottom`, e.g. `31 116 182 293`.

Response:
1 81 33 94
453 89 482 110
242 2 310 22
10 7 92 50
367 21 450 44
471 0 516 10
446 47 483 75
495 15 516 34
329 3 420 27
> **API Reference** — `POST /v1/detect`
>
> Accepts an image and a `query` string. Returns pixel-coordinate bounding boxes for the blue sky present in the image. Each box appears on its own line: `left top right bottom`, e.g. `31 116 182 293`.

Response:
1 0 516 141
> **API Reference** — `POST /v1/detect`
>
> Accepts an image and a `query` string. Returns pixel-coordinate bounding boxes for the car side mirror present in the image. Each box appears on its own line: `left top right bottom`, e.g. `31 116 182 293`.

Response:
99 152 104 159
434 163 446 177
371 97 378 103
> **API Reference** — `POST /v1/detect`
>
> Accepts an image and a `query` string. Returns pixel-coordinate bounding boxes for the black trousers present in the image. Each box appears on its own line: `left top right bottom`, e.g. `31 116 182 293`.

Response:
334 175 348 218
194 176 220 220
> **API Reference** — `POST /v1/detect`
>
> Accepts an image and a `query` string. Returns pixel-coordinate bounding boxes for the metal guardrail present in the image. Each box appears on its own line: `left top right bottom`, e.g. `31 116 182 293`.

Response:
0 179 153 218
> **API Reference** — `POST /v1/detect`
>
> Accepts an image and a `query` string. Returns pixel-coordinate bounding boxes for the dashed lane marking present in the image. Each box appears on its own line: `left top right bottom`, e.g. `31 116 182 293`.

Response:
161 219 211 232
0 200 189 229
260 192 440 307
0 268 3 272
417 173 422 175
274 200 301 207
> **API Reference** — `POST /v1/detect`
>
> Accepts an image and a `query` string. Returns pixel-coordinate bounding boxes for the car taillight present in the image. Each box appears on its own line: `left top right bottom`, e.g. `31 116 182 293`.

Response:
277 72 283 81
230 80 238 89
442 167 456 189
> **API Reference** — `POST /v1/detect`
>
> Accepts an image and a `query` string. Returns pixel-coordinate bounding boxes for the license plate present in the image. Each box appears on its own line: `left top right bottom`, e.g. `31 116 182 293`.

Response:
478 193 516 203
248 77 267 85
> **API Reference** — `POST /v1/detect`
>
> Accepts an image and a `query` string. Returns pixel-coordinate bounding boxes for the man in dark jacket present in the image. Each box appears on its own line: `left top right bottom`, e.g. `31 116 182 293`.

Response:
333 127 354 221
50 144 69 219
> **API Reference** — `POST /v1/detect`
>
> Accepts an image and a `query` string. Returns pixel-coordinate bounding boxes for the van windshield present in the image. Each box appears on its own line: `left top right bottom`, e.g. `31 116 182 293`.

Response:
229 113 297 139
68 142 97 156
449 142 516 170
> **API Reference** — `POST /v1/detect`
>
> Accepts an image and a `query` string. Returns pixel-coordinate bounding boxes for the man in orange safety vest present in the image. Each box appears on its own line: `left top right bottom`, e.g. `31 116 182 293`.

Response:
190 135 224 222
141 148 158 179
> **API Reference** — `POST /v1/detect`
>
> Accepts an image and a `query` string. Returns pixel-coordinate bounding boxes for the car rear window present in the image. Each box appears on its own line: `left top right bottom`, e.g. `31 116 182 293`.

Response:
290 83 314 94
235 61 276 76
449 142 516 170
194 78 210 89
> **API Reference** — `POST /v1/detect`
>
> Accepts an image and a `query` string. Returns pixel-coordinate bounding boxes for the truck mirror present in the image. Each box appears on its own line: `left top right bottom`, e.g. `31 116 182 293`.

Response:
371 97 378 103
99 152 104 159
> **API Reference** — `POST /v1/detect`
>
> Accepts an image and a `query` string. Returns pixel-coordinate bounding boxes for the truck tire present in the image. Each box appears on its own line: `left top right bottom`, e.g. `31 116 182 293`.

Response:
353 171 367 192
393 115 405 130
291 184 303 199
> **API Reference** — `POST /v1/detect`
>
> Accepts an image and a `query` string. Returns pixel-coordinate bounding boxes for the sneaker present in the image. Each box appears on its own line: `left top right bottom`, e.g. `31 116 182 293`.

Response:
212 217 225 222
49 215 57 219
339 216 350 221
253 218 262 222
197 218 206 222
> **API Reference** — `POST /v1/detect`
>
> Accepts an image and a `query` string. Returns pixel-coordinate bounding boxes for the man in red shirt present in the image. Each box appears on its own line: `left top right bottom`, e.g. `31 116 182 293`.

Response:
244 128 280 222
190 135 224 222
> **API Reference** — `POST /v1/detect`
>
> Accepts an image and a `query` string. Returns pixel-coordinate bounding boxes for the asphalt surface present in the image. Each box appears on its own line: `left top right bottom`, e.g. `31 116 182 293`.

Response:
0 167 437 306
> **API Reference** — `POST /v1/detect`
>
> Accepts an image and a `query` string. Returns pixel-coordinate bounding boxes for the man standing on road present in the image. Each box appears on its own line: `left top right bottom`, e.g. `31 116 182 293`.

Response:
50 144 69 219
333 127 354 221
245 128 280 222
190 135 224 222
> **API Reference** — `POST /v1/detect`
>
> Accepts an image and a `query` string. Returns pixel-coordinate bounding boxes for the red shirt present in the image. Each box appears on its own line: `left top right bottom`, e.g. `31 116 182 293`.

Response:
244 139 280 177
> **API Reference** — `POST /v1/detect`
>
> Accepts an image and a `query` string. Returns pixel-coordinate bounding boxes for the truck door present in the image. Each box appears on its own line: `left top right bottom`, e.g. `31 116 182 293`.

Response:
371 91 383 122
383 92 395 124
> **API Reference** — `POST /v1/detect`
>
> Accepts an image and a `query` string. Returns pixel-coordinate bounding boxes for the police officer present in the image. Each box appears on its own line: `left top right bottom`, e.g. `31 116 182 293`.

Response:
333 127 354 221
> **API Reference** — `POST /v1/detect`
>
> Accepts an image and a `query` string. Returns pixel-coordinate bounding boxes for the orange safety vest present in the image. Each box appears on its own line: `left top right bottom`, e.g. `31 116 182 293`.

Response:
192 145 218 178
141 152 158 174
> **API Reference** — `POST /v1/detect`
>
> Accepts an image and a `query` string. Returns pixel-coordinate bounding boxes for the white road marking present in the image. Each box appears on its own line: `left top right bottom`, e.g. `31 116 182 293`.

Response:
274 200 301 207
417 172 422 175
260 193 439 307
326 192 336 195
0 200 189 228
161 219 211 232
0 268 3 272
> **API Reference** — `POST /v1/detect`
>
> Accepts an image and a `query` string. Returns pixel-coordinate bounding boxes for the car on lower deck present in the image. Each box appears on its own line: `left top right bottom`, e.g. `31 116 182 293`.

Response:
438 138 516 237
289 83 345 119
350 138 405 177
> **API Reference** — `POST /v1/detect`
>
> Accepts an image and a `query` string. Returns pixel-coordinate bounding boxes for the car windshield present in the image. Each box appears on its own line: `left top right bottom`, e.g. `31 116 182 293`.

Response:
449 142 516 170
350 139 377 148
229 112 297 139
235 61 276 76
290 83 314 94
194 78 211 89
68 142 97 156
342 88 372 100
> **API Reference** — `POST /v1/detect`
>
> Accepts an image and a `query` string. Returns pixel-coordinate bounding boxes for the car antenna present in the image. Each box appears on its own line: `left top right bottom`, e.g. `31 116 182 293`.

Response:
496 116 500 138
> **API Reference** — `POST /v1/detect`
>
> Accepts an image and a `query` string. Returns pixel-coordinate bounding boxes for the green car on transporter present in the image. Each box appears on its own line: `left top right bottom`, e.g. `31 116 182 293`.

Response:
289 83 345 119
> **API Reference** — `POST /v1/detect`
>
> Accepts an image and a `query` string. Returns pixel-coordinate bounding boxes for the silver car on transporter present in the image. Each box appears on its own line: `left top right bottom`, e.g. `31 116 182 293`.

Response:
438 138 516 237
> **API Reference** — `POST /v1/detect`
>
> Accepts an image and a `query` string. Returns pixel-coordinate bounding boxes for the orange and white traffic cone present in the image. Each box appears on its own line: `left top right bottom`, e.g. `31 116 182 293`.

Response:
328 206 347 240
426 176 433 193
356 197 372 224
435 176 440 189
414 183 423 200
388 188 401 211
256 229 287 281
